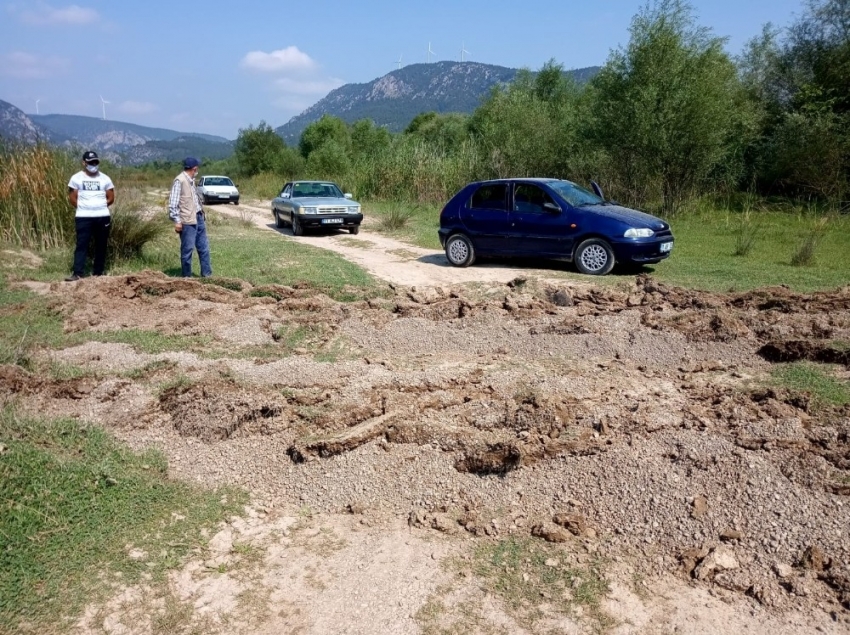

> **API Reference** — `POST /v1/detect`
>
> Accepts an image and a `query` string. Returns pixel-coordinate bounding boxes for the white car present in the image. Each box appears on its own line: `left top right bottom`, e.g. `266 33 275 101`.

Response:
198 175 239 205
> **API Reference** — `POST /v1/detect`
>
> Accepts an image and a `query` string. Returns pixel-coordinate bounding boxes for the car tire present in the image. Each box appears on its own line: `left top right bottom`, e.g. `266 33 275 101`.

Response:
232 199 239 205
574 238 615 275
274 211 284 229
292 216 304 236
445 233 475 267
349 226 360 235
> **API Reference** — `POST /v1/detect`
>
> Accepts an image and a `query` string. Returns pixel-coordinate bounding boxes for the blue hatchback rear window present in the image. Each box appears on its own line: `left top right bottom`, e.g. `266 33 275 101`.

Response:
470 184 508 211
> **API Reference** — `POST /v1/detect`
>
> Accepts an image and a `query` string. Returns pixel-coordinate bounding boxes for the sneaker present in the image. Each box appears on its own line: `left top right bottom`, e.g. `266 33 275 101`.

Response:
64 274 81 282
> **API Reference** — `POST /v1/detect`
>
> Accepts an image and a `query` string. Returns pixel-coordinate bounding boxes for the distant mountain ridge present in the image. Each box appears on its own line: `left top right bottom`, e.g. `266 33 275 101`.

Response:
0 100 233 165
31 114 229 146
275 61 601 143
0 100 56 145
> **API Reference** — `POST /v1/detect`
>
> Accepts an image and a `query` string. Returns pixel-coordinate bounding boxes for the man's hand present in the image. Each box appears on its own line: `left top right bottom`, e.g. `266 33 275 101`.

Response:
174 222 183 233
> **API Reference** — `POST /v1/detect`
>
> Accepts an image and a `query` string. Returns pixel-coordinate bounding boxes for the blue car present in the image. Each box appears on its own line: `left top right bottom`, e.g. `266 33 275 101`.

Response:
437 178 674 275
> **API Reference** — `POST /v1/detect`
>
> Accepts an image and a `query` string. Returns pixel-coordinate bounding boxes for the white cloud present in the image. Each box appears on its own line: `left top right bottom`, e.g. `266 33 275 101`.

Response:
241 47 316 73
14 2 99 25
118 100 158 115
0 51 69 78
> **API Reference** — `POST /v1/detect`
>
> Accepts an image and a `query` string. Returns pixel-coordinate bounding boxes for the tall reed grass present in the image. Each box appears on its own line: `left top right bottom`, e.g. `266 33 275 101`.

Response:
0 144 76 249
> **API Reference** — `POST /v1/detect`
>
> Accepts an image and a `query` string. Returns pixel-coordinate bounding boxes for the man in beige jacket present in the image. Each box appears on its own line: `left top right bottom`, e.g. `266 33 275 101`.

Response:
168 157 212 277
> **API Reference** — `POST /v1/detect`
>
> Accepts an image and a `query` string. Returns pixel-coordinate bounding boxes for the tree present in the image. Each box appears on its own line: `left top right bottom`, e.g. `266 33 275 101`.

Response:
403 112 469 152
739 0 850 200
350 119 392 158
468 64 585 179
234 121 288 177
299 115 351 159
589 0 752 213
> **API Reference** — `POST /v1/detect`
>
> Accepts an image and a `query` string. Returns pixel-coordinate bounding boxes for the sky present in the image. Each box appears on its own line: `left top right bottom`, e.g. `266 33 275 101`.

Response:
0 0 806 140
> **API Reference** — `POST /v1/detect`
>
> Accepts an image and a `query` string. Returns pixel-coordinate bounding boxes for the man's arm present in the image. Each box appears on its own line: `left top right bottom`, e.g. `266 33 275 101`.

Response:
68 187 78 207
167 178 183 232
106 187 115 206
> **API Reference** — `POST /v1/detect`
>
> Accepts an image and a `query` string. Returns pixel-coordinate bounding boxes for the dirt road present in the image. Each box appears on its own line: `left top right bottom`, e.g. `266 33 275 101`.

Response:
228 199 587 288
3 199 849 634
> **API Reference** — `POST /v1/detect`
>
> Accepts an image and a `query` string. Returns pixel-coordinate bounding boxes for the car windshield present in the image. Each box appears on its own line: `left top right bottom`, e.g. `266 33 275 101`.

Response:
547 181 604 207
204 177 233 187
292 182 343 198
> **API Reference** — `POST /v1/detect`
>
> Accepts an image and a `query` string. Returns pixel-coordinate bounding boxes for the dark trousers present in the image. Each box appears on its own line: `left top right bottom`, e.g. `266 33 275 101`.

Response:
73 216 111 276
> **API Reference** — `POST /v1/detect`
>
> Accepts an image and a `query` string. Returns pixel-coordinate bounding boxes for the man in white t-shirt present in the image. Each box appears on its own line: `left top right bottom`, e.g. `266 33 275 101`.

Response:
66 150 115 281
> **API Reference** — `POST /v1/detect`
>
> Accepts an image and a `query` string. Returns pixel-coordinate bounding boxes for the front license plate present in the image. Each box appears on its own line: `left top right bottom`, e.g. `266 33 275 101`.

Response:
660 242 673 253
322 218 343 224
218 194 230 198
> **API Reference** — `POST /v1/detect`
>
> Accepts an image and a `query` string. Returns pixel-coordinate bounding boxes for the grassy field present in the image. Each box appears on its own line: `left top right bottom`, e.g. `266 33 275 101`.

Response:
8 209 385 302
0 408 247 633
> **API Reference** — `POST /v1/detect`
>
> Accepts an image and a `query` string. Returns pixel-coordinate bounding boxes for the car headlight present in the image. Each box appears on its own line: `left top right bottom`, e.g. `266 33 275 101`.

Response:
624 227 654 238
349 206 360 214
301 207 317 215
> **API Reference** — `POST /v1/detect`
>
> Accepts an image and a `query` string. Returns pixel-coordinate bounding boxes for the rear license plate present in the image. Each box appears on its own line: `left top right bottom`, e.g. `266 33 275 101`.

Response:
322 218 343 224
660 242 673 253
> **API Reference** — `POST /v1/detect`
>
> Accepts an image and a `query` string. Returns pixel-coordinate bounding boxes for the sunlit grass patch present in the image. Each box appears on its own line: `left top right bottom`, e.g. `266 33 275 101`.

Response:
0 408 247 633
470 537 610 628
771 362 850 409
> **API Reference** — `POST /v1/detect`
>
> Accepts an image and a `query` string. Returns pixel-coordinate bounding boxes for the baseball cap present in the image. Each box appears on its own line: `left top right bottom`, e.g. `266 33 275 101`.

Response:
82 150 99 164
183 157 200 169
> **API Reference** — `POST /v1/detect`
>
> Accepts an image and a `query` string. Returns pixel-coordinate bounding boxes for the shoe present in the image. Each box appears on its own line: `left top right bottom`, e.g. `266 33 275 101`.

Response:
64 274 81 282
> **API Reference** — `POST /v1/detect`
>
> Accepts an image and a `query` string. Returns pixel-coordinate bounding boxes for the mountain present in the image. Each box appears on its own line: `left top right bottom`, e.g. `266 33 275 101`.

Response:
121 136 234 165
31 114 229 147
275 61 601 144
0 106 234 165
0 99 59 145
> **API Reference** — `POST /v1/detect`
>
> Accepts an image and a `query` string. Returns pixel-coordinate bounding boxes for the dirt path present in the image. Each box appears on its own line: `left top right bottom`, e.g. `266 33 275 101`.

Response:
3 202 849 633
223 199 587 288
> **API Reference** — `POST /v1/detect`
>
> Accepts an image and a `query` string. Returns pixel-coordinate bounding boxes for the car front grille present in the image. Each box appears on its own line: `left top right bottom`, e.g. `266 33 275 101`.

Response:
317 206 349 214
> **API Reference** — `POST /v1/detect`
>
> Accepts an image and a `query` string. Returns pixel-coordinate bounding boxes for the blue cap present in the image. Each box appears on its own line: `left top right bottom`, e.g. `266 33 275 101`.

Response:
183 157 200 169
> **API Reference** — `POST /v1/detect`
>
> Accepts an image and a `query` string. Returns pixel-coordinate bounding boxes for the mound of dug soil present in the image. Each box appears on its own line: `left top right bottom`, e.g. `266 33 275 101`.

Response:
4 270 849 627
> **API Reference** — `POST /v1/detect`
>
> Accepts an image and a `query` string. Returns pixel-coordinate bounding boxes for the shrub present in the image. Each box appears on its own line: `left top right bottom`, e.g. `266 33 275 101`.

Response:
791 216 830 266
108 188 169 260
378 207 412 231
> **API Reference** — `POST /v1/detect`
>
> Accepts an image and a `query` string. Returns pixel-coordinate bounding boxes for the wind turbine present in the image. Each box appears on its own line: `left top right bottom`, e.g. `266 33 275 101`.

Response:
427 42 436 63
461 42 471 62
100 95 110 120
396 54 403 70
35 98 40 115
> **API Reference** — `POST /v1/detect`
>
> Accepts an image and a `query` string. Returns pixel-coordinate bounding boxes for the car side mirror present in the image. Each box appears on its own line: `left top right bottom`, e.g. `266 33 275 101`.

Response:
344 193 353 199
281 192 290 198
543 201 561 213
590 180 604 199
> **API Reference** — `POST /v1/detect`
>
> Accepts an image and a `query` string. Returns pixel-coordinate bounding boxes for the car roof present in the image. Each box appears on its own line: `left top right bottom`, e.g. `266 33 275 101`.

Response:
471 177 576 186
202 175 232 179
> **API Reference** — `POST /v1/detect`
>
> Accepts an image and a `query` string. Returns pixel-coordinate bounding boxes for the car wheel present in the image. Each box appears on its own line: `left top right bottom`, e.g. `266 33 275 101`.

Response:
232 199 239 205
274 210 284 229
292 216 304 236
349 226 360 235
574 238 615 275
445 233 475 267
